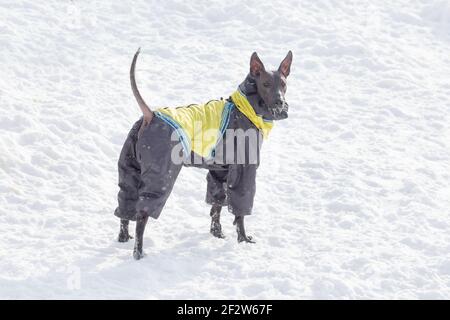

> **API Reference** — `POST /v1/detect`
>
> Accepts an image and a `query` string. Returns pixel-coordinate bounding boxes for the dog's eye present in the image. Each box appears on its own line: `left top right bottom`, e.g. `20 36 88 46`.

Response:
263 82 271 88
281 82 286 87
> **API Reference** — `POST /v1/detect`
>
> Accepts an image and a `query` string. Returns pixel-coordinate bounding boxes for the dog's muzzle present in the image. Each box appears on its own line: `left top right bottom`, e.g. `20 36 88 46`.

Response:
269 101 289 120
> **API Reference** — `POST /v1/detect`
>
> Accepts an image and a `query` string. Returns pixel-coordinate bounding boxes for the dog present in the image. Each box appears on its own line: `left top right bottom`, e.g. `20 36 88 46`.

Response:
115 49 293 259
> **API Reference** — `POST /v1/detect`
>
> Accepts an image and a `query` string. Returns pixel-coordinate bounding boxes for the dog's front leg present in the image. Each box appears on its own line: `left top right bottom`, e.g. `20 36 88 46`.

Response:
210 205 225 239
133 214 149 260
118 219 133 242
233 216 255 243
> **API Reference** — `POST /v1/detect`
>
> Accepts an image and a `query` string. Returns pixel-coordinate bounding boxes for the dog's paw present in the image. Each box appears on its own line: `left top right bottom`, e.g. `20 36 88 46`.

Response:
237 235 256 244
210 222 226 239
118 232 133 243
133 248 145 260
210 228 226 239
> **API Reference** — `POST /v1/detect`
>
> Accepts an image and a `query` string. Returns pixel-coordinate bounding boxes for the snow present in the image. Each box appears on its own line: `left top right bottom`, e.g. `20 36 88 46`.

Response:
1 0 450 299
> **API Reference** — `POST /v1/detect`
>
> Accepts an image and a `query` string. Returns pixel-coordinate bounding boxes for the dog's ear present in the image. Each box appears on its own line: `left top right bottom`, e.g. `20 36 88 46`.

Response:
250 52 265 77
278 51 293 77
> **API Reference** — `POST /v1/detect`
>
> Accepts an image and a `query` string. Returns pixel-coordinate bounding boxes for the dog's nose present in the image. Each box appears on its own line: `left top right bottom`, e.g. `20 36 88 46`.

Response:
279 109 288 119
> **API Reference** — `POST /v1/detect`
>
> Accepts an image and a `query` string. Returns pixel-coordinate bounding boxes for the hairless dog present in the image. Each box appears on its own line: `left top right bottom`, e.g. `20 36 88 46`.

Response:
115 49 293 259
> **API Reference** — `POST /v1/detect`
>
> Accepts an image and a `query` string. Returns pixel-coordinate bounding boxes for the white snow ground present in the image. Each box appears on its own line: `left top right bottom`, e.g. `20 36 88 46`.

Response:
1 0 450 299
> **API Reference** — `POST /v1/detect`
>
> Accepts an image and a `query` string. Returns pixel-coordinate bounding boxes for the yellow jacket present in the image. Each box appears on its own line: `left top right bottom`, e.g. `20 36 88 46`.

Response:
154 90 273 158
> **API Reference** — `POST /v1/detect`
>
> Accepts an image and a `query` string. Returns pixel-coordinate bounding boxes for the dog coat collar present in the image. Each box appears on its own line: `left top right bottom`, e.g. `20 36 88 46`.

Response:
230 89 274 138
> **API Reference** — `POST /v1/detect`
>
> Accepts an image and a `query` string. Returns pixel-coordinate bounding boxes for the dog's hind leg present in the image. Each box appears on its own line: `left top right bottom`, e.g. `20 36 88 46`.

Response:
210 205 225 239
118 219 133 242
233 216 255 243
133 214 149 260
115 119 143 242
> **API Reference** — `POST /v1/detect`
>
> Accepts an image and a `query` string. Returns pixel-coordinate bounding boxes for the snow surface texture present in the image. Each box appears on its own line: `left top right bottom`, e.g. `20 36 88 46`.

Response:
1 0 450 299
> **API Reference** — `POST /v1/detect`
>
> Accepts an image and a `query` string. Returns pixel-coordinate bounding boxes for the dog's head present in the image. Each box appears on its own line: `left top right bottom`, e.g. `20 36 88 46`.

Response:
249 51 293 121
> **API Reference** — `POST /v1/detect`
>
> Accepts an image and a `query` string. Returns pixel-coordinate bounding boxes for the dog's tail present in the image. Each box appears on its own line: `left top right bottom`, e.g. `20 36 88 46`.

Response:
130 48 153 126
